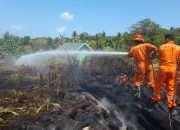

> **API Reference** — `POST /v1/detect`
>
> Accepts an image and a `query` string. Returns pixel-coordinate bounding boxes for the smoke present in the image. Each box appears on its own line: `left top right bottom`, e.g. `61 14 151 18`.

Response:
99 98 126 130
82 92 138 130
101 97 139 130
13 50 140 130
0 55 17 66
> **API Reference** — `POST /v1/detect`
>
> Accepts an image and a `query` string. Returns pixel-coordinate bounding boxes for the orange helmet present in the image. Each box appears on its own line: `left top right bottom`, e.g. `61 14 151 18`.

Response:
134 33 144 41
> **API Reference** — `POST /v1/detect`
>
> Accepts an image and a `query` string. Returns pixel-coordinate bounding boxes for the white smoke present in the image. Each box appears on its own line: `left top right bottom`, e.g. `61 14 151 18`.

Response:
81 92 138 130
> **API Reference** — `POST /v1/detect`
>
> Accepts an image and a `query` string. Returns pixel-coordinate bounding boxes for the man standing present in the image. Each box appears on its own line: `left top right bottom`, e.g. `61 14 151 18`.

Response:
128 34 157 89
151 34 179 110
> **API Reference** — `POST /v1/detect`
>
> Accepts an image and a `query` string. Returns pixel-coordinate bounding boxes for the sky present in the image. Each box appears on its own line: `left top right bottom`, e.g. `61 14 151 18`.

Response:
0 0 180 37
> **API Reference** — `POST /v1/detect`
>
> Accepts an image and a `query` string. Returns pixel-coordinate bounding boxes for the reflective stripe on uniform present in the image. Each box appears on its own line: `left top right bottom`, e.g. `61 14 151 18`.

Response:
167 95 176 100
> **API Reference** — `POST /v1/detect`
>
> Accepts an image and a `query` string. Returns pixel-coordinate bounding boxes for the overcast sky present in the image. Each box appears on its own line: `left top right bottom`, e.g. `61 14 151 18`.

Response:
0 0 180 37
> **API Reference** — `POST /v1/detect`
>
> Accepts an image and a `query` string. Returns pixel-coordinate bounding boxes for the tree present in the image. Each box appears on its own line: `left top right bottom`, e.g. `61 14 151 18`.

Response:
116 32 122 49
47 37 54 49
3 32 11 41
130 18 167 46
130 18 160 36
121 32 133 50
72 31 78 43
117 32 121 38
102 31 106 38
95 33 104 49
171 27 180 44
79 32 88 42
58 35 64 45
22 36 30 45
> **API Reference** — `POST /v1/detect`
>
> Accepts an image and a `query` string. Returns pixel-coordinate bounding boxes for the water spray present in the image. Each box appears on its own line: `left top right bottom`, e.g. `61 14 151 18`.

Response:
15 50 128 66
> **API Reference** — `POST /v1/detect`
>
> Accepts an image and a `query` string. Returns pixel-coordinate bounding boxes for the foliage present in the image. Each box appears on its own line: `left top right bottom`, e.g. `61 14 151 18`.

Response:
0 19 179 56
130 18 168 46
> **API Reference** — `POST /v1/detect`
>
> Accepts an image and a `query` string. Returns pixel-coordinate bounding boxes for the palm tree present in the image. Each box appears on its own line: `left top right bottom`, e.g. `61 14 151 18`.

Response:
72 31 78 43
117 32 122 49
102 31 106 38
80 32 88 42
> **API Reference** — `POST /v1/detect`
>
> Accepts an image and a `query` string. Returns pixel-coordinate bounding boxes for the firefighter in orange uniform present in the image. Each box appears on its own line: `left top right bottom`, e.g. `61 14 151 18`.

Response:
151 33 180 110
128 34 157 89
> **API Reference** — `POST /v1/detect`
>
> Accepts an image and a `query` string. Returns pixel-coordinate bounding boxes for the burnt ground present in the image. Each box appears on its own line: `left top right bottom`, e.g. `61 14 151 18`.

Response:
0 56 180 130
80 79 180 130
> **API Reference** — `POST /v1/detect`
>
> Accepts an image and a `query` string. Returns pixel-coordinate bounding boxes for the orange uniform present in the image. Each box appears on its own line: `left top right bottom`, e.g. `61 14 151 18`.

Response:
129 43 157 87
152 41 180 108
